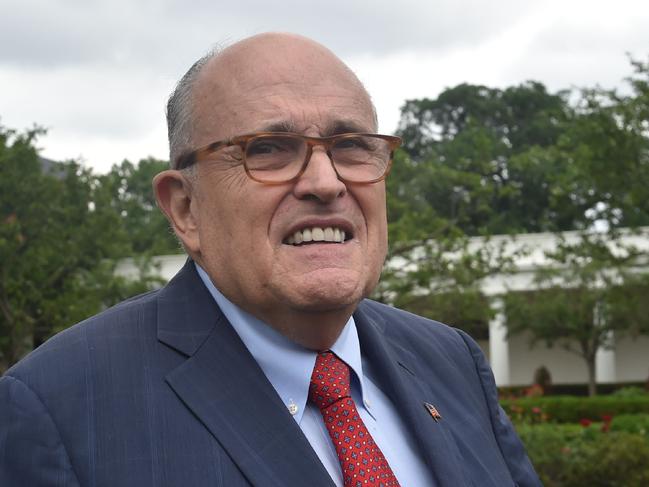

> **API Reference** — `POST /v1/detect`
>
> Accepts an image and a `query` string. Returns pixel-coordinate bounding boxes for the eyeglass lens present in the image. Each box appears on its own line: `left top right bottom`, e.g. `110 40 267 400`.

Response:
244 135 391 183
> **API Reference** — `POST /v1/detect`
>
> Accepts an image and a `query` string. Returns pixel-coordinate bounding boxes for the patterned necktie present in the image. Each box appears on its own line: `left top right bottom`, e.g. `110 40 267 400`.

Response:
309 351 401 487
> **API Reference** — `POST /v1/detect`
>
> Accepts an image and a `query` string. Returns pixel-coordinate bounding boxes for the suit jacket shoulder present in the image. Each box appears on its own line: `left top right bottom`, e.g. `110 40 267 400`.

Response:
0 261 333 487
354 299 541 487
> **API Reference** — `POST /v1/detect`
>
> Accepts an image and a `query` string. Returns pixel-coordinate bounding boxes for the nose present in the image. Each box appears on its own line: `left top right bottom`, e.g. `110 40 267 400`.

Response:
292 147 347 203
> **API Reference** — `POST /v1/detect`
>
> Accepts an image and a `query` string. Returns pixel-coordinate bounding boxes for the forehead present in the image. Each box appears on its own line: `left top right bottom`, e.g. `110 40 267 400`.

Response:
190 40 375 145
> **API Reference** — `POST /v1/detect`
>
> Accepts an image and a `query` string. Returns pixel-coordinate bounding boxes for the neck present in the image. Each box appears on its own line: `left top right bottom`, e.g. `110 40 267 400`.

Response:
258 306 355 351
193 259 358 351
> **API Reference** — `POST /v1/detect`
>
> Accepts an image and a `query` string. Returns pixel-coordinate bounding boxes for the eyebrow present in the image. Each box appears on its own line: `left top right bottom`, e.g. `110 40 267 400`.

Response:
255 119 372 136
257 120 297 133
326 120 371 135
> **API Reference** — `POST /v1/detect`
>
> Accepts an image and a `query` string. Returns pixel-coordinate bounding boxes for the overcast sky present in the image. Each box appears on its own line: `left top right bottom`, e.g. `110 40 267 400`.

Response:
2 0 648 173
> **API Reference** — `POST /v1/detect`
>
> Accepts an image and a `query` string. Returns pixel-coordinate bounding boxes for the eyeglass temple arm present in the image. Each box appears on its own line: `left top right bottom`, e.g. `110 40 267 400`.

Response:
175 139 234 170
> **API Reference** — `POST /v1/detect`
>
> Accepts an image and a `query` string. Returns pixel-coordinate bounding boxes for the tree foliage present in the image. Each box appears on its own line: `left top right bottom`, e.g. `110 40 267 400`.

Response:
0 126 162 371
396 81 573 235
384 56 649 355
100 158 180 256
501 58 649 394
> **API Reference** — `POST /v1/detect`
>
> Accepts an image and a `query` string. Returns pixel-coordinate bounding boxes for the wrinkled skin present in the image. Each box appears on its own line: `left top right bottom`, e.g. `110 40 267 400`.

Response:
154 33 388 350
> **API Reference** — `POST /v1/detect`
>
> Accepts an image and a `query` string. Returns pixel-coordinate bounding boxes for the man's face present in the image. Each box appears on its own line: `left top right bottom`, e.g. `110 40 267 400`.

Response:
186 39 388 331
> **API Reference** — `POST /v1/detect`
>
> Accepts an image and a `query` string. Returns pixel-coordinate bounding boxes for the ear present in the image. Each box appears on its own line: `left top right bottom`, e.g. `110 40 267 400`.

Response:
153 170 200 253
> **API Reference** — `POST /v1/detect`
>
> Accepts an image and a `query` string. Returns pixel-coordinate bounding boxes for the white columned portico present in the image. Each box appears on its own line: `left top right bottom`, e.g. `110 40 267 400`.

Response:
595 331 617 383
488 297 510 386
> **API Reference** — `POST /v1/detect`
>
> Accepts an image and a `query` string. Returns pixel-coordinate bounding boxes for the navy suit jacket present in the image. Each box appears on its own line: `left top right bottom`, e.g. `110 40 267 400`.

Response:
0 260 540 486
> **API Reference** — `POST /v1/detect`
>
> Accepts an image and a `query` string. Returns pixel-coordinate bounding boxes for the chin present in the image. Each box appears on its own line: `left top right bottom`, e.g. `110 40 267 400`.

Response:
279 272 367 312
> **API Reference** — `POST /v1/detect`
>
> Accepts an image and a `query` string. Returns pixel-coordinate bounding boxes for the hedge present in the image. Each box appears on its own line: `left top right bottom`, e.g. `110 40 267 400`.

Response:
610 413 649 438
501 395 649 423
516 423 649 487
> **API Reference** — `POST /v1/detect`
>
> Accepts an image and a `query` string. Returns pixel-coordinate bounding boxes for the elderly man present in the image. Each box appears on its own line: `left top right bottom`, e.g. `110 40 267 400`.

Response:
0 33 540 486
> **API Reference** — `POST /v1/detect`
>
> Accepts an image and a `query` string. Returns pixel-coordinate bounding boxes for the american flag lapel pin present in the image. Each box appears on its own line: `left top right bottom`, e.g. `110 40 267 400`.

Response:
424 402 442 422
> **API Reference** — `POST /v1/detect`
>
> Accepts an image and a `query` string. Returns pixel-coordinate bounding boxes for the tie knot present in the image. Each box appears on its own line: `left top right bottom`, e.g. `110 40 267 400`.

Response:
309 351 351 410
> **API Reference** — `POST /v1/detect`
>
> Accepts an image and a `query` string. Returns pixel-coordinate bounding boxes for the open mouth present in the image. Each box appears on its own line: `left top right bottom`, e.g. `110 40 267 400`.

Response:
283 226 352 246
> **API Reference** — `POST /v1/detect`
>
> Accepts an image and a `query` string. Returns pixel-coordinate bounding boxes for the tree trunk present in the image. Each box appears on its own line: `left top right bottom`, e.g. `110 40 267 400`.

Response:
586 356 597 396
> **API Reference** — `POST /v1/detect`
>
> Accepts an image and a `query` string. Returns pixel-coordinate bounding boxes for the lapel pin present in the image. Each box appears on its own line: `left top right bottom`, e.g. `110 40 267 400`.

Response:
287 399 299 416
424 402 442 422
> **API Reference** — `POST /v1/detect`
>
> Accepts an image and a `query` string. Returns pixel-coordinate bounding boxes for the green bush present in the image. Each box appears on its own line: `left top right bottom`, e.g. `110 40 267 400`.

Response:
610 414 649 438
611 386 647 397
501 395 649 423
517 423 649 486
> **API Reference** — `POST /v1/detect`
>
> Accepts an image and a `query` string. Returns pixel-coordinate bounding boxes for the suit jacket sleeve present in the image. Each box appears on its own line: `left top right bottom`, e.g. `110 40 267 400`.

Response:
455 329 541 487
0 374 81 487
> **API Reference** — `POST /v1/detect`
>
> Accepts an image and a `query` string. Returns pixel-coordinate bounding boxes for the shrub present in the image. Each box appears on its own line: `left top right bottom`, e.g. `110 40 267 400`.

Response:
501 395 649 423
517 423 649 486
610 414 649 438
611 386 647 397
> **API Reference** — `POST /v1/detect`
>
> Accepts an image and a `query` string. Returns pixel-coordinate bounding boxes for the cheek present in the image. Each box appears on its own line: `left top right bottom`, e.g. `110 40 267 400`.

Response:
370 193 389 262
198 188 286 262
361 188 388 240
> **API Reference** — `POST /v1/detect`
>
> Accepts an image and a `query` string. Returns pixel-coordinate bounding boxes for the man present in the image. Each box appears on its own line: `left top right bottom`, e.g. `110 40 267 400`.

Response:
0 33 540 486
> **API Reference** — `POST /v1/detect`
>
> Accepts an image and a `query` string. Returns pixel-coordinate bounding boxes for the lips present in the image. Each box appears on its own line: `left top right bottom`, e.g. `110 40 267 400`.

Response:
284 226 350 245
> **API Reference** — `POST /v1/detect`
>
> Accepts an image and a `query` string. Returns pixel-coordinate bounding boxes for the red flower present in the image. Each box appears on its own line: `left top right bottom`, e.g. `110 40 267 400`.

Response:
532 407 542 414
601 414 613 423
579 418 592 427
525 384 544 397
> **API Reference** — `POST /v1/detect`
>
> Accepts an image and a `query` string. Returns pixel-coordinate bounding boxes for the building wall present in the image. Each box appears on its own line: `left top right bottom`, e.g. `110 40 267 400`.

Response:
501 333 649 386
616 335 649 383
507 332 589 386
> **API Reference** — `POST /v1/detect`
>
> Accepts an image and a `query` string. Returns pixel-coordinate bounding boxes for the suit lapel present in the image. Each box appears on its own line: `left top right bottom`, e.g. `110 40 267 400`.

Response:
157 261 334 487
354 302 471 487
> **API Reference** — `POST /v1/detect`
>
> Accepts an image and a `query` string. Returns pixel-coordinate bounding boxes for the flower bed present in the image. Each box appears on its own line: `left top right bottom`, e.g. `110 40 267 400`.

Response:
501 395 649 423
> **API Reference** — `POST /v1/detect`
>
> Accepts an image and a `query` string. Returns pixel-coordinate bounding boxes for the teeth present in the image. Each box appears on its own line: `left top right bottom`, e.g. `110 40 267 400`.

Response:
286 226 348 245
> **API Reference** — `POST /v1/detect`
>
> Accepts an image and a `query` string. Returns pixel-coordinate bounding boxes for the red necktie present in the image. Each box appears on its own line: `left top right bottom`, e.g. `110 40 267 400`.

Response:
309 351 401 487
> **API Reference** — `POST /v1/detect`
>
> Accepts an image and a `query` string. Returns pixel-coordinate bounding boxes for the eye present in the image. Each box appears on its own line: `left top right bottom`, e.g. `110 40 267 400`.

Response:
246 137 296 156
334 136 371 151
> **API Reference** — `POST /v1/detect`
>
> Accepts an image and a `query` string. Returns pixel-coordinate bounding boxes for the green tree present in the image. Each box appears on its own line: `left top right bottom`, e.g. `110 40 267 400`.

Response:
396 82 574 235
384 56 649 365
548 57 649 230
376 230 509 338
502 57 649 396
398 82 569 161
379 148 516 335
0 126 162 371
381 82 569 332
504 230 649 396
101 158 180 256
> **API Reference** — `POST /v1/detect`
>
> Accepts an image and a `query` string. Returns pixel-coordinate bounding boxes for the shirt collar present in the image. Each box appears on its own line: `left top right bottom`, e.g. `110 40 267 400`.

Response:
194 263 369 423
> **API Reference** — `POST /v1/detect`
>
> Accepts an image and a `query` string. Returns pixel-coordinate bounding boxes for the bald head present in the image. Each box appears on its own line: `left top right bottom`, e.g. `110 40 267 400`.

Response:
166 33 376 165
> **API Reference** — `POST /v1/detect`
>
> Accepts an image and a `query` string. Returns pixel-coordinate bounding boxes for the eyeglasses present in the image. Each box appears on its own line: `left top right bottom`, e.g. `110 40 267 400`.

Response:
175 132 402 184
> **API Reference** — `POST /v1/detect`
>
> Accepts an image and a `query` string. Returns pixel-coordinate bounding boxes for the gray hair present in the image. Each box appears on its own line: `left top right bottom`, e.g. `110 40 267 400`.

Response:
166 50 218 167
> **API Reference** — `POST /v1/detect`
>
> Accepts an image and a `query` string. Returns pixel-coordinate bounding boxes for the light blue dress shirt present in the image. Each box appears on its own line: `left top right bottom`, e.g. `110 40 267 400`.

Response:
195 264 434 486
